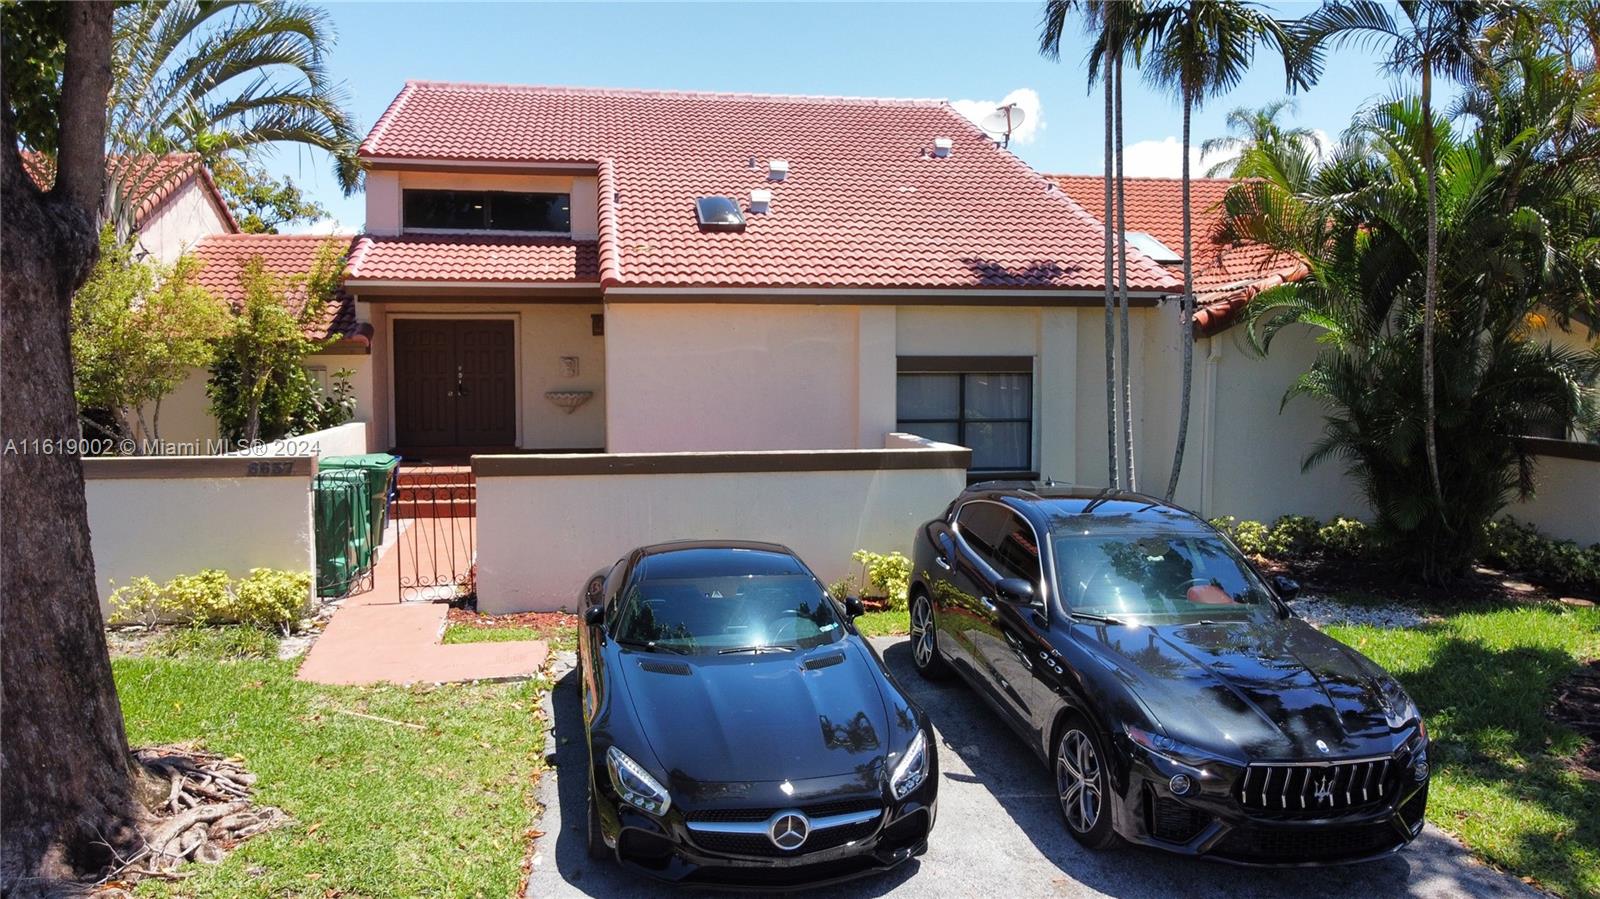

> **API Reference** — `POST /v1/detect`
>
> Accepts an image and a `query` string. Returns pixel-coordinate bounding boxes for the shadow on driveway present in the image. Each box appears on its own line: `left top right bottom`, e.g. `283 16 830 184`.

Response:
526 637 1536 899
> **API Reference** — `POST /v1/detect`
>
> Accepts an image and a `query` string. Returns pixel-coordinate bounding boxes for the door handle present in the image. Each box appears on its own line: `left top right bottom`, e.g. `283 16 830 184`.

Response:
934 555 951 570
980 596 996 612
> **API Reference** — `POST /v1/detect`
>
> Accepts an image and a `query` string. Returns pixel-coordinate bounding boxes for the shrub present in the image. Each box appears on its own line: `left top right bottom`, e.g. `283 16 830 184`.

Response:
1266 515 1321 557
227 568 312 629
164 569 232 620
108 576 166 627
850 550 912 609
1482 517 1600 592
1210 516 1270 556
1317 517 1372 559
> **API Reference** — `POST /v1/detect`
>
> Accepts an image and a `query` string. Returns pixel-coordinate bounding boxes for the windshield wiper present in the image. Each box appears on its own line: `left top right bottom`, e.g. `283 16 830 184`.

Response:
717 645 797 655
616 638 690 655
1068 611 1124 626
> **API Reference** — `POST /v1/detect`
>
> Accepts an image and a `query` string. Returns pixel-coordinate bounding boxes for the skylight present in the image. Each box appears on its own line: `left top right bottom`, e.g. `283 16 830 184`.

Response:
1124 231 1182 265
695 196 745 231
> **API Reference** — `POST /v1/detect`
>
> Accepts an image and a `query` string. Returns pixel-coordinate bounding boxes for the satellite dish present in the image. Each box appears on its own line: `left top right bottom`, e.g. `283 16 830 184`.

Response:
979 103 1027 148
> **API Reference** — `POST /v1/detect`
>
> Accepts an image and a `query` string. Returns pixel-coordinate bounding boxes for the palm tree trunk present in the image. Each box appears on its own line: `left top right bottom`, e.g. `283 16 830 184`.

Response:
1167 93 1195 502
1115 61 1136 491
1103 66 1119 489
1421 67 1445 519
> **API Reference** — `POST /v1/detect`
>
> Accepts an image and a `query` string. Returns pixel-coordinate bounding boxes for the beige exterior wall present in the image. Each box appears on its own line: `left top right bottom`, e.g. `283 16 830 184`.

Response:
603 303 861 452
84 456 317 614
369 303 606 451
136 179 233 264
364 169 599 239
473 441 969 613
1510 452 1600 545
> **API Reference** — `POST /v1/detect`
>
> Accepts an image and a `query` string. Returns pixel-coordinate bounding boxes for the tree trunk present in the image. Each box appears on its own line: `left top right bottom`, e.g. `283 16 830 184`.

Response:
1114 62 1136 491
1420 68 1444 520
1103 68 1119 489
1166 94 1195 502
1 5 146 894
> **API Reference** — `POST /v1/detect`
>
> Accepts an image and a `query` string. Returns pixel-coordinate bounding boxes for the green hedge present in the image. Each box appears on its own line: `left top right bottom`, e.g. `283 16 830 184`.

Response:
1209 513 1600 594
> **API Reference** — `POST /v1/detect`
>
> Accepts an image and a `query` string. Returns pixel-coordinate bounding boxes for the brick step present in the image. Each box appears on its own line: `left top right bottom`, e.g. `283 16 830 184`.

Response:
396 467 475 489
390 497 477 520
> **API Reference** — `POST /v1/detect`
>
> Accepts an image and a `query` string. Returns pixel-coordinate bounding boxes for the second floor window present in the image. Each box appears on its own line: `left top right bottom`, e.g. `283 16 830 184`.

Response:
896 357 1034 473
403 189 571 233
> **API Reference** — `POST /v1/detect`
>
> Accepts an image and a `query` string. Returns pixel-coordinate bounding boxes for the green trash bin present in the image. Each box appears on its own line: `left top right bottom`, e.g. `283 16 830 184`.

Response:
319 453 400 568
313 469 372 598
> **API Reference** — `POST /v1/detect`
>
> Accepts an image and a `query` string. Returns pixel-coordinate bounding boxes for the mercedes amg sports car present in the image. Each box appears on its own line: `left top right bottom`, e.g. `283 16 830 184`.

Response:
908 484 1430 866
578 541 937 888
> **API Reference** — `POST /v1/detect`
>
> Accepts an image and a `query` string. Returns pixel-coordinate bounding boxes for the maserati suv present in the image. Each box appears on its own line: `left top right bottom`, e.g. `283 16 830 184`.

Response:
907 483 1429 865
578 540 937 888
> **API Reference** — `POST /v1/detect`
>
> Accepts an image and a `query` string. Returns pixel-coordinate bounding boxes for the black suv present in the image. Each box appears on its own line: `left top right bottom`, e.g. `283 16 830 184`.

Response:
907 482 1430 865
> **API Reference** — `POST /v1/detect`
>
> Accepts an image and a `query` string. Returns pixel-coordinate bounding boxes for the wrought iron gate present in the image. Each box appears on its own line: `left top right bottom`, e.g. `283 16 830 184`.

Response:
395 464 477 603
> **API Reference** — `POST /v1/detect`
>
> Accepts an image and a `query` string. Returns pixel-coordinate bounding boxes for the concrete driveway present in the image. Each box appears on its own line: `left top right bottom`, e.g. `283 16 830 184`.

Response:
528 636 1537 898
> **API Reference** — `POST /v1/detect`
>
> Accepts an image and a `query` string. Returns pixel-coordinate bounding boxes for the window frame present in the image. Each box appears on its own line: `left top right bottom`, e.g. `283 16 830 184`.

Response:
401 188 573 235
953 498 1050 611
895 356 1036 476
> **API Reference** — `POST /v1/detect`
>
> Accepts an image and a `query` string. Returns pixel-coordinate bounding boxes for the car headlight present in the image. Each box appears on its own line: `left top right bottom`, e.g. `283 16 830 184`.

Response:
1378 677 1423 730
890 730 929 799
1124 725 1223 768
606 746 672 815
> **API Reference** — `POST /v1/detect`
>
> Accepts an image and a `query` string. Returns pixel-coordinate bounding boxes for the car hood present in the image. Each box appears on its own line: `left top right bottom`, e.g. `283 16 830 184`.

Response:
616 639 891 784
1079 616 1402 760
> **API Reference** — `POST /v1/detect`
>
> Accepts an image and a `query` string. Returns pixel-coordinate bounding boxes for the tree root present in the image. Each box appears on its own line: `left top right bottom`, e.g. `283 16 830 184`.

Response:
90 745 289 892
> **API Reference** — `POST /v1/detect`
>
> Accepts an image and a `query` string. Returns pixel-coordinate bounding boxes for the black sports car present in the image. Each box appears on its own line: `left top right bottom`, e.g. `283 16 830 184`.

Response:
577 540 937 888
908 484 1430 866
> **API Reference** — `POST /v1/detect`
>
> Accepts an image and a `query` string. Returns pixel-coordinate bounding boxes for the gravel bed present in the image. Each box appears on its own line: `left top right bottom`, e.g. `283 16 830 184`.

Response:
1289 594 1435 629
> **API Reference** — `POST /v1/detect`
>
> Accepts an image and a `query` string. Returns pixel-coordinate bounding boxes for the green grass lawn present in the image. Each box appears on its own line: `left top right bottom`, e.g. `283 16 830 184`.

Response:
853 607 911 637
442 622 578 654
1326 603 1600 898
116 645 545 898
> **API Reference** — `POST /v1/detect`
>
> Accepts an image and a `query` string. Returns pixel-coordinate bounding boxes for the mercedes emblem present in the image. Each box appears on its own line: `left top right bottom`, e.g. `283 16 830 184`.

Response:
768 811 810 851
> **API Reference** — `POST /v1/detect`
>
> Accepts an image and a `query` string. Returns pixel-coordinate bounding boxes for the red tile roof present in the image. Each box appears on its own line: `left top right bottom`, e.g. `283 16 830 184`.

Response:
357 82 1179 293
22 152 239 232
345 234 600 284
190 234 364 344
1050 175 1306 333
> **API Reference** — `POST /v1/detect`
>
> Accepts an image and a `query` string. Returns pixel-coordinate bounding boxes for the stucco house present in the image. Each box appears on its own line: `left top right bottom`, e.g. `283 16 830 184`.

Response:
147 82 1594 562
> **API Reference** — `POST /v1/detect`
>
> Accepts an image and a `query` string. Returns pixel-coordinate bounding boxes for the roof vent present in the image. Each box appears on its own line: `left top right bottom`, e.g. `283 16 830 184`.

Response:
932 137 954 158
767 159 789 181
749 189 772 214
695 196 745 231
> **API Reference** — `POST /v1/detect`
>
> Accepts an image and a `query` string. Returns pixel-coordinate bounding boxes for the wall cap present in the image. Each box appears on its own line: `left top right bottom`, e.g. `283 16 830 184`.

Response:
473 446 972 477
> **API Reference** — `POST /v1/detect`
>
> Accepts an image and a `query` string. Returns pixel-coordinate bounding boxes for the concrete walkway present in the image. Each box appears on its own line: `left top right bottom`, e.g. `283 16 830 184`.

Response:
297 519 547 686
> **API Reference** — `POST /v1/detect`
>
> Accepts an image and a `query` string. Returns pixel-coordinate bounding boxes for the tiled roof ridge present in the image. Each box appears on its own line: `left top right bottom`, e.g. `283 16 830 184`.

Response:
197 232 356 241
360 81 420 156
398 79 949 107
1049 172 1245 186
595 157 623 287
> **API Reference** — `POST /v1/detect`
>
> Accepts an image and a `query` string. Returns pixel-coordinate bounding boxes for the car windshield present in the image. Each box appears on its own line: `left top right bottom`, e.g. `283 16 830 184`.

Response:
1050 528 1275 621
613 550 845 655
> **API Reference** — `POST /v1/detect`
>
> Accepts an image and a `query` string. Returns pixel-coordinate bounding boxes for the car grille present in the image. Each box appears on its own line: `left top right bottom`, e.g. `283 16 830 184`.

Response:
690 819 879 857
1147 795 1209 844
683 798 881 824
1235 757 1397 815
1212 821 1405 864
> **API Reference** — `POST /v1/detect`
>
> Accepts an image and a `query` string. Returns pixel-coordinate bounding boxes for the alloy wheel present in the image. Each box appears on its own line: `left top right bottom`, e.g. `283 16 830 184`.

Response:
911 597 935 668
1056 729 1103 834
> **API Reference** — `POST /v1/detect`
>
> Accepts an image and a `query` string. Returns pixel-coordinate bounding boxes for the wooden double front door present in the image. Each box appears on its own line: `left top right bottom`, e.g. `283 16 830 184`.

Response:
393 319 516 449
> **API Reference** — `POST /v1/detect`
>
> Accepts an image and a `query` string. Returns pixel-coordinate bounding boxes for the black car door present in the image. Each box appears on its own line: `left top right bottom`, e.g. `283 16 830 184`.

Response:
976 507 1053 741
938 504 995 678
950 501 1037 732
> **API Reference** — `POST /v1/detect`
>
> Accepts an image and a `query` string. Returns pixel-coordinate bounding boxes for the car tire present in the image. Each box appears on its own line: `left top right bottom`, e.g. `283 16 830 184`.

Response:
1053 715 1121 850
909 591 948 680
586 777 610 861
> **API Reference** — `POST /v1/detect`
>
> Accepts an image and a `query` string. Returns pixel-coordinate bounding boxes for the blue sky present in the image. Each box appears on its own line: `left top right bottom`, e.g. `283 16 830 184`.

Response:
272 1 1407 233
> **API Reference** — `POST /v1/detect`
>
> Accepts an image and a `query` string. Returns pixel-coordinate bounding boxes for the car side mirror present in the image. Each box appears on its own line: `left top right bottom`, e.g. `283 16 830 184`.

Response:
584 604 605 627
1272 575 1300 601
995 577 1036 606
843 596 866 619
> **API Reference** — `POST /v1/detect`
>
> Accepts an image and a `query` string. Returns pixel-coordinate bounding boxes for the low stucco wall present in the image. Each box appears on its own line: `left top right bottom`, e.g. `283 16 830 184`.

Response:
472 439 970 613
84 455 317 615
1511 442 1600 545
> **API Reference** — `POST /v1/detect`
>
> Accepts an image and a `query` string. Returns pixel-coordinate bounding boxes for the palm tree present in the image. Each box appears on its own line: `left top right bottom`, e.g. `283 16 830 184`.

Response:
104 0 362 234
1142 0 1301 502
1219 61 1600 581
1201 98 1324 176
1040 0 1154 490
1297 0 1511 518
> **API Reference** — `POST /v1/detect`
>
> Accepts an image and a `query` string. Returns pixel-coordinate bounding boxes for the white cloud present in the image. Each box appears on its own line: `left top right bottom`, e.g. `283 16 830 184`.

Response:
951 87 1045 145
283 216 346 236
1130 127 1337 178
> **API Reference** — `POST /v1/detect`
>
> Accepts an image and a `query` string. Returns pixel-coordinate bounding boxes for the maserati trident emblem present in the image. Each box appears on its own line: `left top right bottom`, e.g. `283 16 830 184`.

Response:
1315 739 1330 754
1313 776 1335 806
768 811 810 851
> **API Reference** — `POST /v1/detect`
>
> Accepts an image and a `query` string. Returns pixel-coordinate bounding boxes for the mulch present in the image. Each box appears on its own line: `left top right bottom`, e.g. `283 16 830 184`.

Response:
446 608 578 632
1551 659 1600 780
